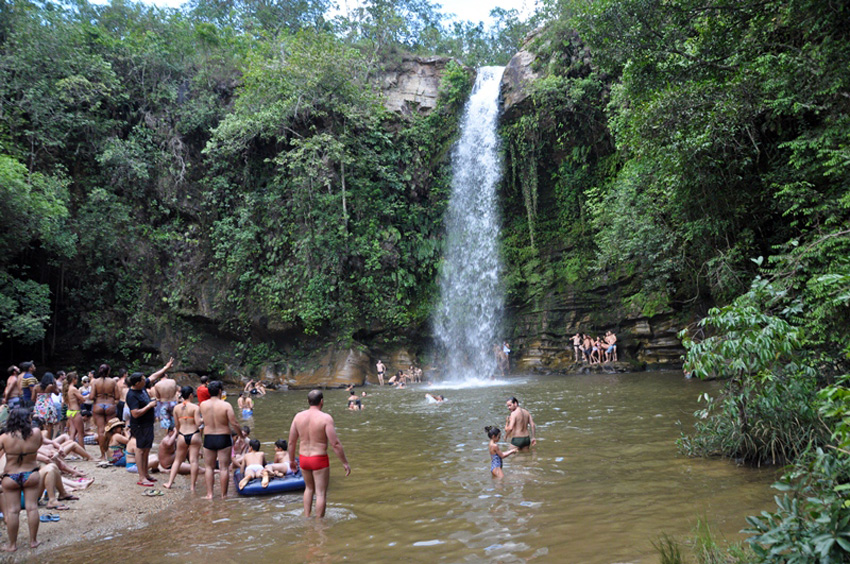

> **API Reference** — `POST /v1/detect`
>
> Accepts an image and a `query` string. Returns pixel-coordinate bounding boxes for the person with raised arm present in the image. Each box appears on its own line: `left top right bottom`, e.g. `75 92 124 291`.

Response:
126 357 175 487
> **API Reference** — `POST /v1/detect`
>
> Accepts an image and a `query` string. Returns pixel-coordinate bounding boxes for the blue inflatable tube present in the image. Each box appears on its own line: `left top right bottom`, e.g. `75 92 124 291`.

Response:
234 469 305 496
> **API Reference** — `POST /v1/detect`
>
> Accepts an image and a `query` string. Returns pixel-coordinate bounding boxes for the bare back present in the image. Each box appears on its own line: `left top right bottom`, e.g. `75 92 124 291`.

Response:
94 378 118 404
199 397 236 435
510 408 532 437
154 378 178 402
174 401 201 434
289 409 335 457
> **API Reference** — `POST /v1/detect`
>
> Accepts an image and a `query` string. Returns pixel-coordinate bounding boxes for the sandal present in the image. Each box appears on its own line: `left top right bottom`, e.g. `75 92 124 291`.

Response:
58 494 79 501
141 489 164 497
40 513 61 521
137 480 155 487
96 461 112 468
45 503 70 511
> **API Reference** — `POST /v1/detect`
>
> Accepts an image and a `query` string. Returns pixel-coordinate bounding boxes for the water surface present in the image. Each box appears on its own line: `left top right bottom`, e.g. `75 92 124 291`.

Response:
56 371 775 563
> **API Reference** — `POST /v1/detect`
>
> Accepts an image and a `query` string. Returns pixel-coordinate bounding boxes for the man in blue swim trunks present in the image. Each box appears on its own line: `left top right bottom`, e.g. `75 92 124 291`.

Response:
505 397 536 451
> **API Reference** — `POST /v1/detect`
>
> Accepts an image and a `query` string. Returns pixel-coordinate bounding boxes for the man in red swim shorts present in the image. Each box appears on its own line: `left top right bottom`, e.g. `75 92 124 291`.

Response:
288 389 351 517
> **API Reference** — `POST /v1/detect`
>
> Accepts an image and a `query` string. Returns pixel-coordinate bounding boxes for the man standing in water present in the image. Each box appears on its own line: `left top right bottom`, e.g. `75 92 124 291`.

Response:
200 380 243 499
288 389 351 517
505 397 536 451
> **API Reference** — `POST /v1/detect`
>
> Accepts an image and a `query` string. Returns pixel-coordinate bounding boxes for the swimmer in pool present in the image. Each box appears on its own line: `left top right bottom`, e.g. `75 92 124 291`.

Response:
485 426 517 478
238 439 268 490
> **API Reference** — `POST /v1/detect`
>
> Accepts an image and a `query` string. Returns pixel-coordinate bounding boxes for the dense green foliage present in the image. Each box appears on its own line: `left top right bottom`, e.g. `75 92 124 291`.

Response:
500 28 614 307
0 0 534 362
492 0 850 559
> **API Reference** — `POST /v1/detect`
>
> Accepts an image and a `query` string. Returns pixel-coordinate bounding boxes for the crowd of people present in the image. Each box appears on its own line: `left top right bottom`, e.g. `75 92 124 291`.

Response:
0 347 555 549
572 331 618 364
0 355 363 551
1 361 105 551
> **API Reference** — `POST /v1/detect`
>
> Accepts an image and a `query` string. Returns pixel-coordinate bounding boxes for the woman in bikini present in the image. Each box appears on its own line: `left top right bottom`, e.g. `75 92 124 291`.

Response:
105 418 129 466
163 386 202 492
63 372 85 446
0 407 44 551
92 364 119 461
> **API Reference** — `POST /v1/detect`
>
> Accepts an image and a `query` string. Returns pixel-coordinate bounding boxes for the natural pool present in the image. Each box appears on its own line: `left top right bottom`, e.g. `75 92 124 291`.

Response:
56 371 776 563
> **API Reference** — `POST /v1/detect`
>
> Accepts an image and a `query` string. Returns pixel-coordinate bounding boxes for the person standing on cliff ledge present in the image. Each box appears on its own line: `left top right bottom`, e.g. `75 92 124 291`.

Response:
288 389 351 517
376 360 386 386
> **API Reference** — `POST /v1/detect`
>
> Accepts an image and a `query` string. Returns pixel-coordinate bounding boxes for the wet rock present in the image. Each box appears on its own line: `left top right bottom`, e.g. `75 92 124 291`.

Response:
285 346 371 389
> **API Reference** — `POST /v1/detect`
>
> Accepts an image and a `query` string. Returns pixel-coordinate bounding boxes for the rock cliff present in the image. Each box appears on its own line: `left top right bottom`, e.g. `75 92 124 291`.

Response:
379 55 459 116
498 33 688 374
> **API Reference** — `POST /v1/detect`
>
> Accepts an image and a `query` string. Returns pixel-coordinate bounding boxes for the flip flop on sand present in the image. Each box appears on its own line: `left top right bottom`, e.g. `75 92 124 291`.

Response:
45 503 70 511
96 461 111 468
40 514 61 522
137 480 155 487
57 494 79 501
141 489 164 497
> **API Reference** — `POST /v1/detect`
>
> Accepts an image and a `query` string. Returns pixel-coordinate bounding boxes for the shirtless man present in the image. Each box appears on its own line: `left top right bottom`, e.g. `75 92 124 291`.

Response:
505 397 536 451
572 333 582 363
605 331 618 362
288 390 351 517
376 360 385 386
4 365 22 407
153 370 178 429
582 334 593 363
199 380 243 499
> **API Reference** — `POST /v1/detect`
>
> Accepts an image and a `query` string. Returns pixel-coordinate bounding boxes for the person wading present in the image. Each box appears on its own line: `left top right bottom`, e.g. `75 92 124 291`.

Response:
287 389 350 517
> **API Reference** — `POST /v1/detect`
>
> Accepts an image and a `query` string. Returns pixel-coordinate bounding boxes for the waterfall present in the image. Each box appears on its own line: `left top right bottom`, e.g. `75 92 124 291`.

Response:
431 66 506 383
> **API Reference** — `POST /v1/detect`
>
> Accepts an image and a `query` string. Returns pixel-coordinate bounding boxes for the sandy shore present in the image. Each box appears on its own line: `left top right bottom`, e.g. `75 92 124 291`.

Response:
0 443 188 563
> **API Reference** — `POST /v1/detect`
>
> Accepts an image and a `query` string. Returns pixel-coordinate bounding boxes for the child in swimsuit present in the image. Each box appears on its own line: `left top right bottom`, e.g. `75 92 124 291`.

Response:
264 439 293 480
486 426 518 479
238 439 268 489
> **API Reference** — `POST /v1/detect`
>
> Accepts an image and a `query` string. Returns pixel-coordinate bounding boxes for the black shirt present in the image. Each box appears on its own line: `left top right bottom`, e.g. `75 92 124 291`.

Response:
126 380 154 428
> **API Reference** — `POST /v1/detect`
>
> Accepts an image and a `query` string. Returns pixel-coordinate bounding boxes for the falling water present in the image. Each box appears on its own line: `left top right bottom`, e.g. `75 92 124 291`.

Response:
432 66 506 383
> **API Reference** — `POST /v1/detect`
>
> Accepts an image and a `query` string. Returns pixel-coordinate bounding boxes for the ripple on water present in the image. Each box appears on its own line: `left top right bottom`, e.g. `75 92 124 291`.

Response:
412 539 445 547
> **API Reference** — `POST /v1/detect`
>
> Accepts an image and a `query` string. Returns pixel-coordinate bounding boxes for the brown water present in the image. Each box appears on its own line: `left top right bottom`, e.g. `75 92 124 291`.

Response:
55 371 776 563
